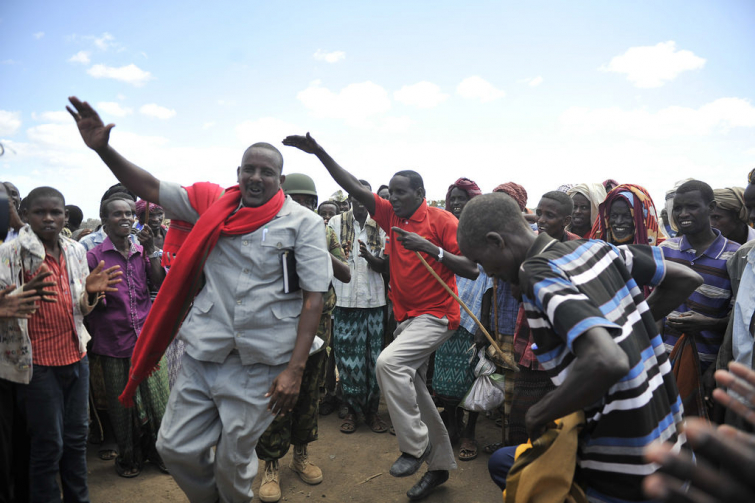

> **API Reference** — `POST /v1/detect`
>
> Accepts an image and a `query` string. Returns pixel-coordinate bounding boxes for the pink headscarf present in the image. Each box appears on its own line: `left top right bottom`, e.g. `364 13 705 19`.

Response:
493 182 528 212
445 178 482 210
135 200 163 222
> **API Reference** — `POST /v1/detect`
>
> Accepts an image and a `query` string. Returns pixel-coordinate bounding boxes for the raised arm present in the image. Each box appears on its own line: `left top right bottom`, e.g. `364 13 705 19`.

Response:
283 133 375 214
67 96 161 203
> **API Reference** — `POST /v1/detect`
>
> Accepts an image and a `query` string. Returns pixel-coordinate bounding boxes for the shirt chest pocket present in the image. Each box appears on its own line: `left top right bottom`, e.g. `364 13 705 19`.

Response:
255 230 296 281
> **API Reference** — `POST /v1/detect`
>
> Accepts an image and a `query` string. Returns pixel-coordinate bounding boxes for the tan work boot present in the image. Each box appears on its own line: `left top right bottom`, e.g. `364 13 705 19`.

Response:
258 459 281 503
289 444 323 484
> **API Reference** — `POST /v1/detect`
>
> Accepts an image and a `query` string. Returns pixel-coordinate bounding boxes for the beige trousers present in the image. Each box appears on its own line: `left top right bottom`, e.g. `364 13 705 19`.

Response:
376 314 458 472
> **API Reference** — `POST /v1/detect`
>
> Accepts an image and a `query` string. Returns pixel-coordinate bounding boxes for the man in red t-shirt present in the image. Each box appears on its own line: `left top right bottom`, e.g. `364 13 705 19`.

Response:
284 134 479 501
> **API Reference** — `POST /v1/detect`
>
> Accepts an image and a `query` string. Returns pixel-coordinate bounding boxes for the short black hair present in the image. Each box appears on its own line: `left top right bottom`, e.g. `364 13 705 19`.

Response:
458 193 530 250
358 179 372 190
242 142 284 173
540 190 574 216
392 170 425 192
377 184 389 194
25 187 65 208
318 200 339 213
101 184 136 203
65 205 84 227
675 180 714 204
100 195 134 220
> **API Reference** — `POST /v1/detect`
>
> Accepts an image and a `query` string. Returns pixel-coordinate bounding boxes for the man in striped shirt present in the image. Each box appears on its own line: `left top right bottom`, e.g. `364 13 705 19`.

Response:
659 181 740 374
458 193 702 502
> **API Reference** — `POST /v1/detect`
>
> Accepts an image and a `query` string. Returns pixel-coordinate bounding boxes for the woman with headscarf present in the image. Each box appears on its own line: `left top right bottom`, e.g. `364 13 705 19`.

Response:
712 187 755 245
433 177 492 461
566 183 607 238
590 184 663 246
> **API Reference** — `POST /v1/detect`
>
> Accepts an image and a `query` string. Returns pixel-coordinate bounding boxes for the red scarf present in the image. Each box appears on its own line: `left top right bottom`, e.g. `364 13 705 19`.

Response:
119 183 285 406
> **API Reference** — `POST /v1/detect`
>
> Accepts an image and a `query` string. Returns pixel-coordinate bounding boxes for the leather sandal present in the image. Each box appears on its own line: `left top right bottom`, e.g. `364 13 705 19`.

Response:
340 413 357 434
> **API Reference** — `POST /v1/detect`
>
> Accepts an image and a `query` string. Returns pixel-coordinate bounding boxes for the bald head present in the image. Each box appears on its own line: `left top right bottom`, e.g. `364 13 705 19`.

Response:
242 142 283 174
458 193 530 250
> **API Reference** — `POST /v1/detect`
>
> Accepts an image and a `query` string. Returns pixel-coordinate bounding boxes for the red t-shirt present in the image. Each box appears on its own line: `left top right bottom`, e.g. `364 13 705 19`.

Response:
371 195 461 330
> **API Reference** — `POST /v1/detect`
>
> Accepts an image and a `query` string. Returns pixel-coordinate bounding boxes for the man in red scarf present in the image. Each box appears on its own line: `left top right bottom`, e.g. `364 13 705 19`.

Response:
67 97 333 503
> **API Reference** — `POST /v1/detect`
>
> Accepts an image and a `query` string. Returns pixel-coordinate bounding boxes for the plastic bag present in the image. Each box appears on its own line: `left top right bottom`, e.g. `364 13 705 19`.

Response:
460 349 507 412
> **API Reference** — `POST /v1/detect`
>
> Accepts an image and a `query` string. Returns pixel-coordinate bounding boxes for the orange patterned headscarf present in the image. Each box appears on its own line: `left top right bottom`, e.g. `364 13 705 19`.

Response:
590 184 663 246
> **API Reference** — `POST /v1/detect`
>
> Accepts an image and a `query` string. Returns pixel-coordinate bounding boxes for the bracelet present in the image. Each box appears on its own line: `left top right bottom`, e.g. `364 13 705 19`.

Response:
437 247 444 263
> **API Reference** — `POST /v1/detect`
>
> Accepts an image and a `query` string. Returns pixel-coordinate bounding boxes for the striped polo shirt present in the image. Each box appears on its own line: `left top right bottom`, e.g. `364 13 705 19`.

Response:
521 234 684 503
659 229 739 372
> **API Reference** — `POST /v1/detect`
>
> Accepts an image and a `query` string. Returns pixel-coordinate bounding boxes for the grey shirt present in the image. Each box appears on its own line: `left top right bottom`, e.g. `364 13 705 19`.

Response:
159 181 332 366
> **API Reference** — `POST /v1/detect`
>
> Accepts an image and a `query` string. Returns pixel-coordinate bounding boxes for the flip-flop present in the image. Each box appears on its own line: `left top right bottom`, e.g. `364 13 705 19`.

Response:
458 438 478 461
340 413 357 434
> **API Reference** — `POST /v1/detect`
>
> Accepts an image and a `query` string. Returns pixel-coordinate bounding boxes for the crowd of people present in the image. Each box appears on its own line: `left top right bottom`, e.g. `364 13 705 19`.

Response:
0 96 754 503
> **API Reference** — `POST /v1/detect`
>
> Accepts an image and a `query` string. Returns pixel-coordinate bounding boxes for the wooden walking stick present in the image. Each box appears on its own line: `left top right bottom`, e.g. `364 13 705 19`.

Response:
414 252 519 371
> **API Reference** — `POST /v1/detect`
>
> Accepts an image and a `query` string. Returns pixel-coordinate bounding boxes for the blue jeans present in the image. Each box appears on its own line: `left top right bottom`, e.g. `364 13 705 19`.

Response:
488 445 517 491
16 357 90 503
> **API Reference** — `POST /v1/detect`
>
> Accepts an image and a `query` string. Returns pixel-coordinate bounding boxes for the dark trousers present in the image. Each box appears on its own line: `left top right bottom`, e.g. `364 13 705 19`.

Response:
488 445 517 490
0 378 30 503
16 357 90 503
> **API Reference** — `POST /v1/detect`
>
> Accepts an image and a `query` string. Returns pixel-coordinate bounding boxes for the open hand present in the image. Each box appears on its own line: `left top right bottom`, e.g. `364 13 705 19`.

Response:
0 285 41 319
282 132 321 154
67 96 115 153
265 367 303 416
86 261 122 294
23 265 57 303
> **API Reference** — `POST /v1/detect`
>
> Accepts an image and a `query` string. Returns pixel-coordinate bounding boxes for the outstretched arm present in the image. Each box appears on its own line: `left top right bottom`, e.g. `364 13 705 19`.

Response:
283 133 375 214
67 96 161 203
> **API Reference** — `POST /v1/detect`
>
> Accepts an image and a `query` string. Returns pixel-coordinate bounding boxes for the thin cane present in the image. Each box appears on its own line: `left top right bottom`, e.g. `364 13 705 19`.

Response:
414 251 518 371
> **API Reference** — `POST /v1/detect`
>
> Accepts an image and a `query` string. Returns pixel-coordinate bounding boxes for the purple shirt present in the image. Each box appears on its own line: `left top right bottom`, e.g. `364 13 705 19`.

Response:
87 237 153 358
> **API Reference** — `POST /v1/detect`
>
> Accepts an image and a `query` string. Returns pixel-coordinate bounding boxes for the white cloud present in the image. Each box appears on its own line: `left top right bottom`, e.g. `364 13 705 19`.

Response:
393 82 449 108
97 102 133 117
313 49 346 63
560 97 755 139
117 93 127 101
527 76 543 87
68 51 91 64
33 32 44 40
297 81 391 127
94 32 115 51
379 116 413 133
236 117 301 144
87 64 152 86
139 104 176 119
601 41 706 88
202 121 216 130
457 76 506 102
0 110 21 135
31 111 70 123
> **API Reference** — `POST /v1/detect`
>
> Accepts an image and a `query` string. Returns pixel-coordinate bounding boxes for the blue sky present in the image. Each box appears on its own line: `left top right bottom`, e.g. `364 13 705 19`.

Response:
2 0 754 219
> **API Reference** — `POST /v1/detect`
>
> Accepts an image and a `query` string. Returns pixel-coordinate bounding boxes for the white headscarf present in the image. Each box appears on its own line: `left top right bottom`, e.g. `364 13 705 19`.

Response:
566 183 607 231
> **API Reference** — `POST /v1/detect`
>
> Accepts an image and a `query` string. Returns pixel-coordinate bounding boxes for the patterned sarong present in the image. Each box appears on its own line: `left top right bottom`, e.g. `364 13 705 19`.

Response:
100 355 170 469
333 306 384 417
433 326 477 402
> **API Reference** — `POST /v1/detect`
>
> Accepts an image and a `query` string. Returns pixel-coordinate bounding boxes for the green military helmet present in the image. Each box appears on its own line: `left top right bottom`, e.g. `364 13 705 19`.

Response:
281 173 318 197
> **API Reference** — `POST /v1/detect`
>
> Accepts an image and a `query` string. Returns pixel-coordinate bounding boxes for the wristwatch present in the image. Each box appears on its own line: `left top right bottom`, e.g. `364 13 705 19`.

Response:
149 250 162 259
437 247 444 263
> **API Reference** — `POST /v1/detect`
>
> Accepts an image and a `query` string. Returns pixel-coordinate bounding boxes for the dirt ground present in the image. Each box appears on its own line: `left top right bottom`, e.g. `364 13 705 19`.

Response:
87 401 504 503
